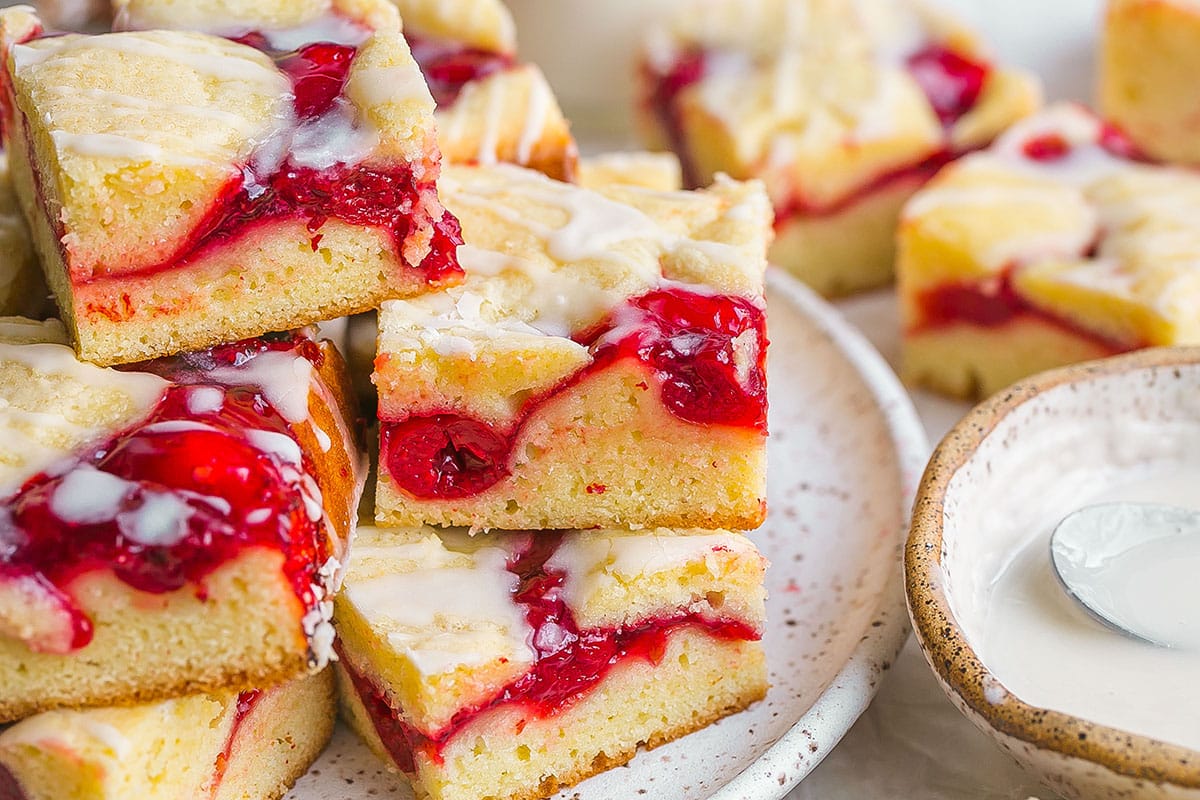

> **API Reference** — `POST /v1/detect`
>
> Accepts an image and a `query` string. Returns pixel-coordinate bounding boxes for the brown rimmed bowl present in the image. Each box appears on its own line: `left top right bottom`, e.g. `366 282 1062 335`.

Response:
907 347 1200 800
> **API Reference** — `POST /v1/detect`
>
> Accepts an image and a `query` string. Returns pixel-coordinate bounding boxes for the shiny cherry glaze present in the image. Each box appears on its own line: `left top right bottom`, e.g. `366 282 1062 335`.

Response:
0 337 329 653
905 45 990 126
341 534 760 770
406 35 516 108
381 287 767 500
111 34 462 283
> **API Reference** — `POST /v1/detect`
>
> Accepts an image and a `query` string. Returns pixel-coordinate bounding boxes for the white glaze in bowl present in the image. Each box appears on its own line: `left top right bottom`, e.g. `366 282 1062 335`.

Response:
908 349 1200 800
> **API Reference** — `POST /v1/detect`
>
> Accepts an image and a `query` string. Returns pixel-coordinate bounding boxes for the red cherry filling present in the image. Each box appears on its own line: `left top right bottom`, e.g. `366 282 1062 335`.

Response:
279 42 357 119
914 271 1136 355
79 31 463 284
406 35 516 108
0 340 330 652
381 415 509 500
380 287 767 501
591 290 768 429
339 533 759 770
906 45 990 126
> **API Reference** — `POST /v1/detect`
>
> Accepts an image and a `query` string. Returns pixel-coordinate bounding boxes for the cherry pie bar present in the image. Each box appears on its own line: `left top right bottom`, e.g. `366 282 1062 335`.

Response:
1101 0 1200 166
392 0 578 180
0 153 48 319
637 0 1041 297
334 525 768 800
374 163 771 531
0 319 362 721
0 671 334 800
898 103 1200 399
0 3 461 366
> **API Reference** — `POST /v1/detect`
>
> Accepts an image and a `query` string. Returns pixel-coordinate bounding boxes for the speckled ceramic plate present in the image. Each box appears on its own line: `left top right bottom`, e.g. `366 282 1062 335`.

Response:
286 268 927 800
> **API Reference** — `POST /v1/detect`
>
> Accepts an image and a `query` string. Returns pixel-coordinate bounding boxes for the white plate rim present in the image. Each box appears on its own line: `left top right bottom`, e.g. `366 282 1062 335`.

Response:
710 268 928 800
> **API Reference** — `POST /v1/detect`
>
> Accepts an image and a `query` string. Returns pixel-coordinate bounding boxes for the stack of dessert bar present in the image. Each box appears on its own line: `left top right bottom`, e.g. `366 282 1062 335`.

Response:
0 2 771 800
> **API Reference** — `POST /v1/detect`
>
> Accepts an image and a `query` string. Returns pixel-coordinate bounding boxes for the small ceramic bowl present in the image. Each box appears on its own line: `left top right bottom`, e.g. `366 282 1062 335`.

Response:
907 347 1200 800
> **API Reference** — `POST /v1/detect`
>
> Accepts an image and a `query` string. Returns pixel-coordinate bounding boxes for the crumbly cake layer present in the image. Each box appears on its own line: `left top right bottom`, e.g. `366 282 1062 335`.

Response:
0 325 362 720
374 163 770 531
772 171 925 297
0 671 334 800
899 103 1200 396
0 6 457 365
333 525 767 800
637 0 1040 295
338 631 767 800
902 318 1119 401
1101 0 1200 166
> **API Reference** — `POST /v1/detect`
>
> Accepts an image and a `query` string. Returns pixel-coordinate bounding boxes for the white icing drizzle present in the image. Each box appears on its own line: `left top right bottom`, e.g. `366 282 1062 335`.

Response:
246 429 304 466
49 467 130 525
53 33 284 86
48 131 218 167
186 386 224 416
515 72 553 166
53 86 262 136
344 530 535 677
346 63 435 111
206 351 312 424
0 340 167 496
116 491 191 547
546 529 760 616
473 79 506 167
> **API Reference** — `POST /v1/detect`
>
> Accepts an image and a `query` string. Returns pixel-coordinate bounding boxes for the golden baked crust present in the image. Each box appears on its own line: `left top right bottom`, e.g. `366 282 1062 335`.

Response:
374 164 770 531
0 327 363 721
899 103 1200 397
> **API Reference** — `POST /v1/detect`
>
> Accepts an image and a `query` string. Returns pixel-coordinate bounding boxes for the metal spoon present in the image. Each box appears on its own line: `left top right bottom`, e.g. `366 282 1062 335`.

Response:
1050 502 1200 650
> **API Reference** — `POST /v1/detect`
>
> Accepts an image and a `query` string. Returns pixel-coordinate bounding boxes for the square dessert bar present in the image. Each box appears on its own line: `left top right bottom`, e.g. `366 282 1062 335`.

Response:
334 525 768 800
374 163 771 531
1101 0 1200 166
0 3 461 366
394 0 578 180
0 671 334 800
899 103 1200 399
0 318 363 721
637 0 1041 297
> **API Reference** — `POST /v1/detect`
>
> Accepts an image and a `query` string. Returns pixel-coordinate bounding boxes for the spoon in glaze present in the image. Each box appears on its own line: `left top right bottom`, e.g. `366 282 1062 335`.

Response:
1050 502 1200 650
